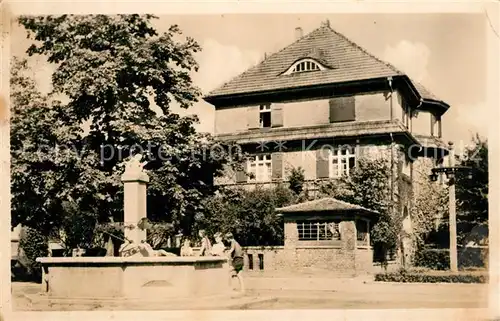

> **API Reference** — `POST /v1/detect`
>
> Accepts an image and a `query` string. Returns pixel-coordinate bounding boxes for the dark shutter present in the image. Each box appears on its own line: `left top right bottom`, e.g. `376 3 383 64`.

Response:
271 103 284 128
201 164 214 186
329 96 355 123
271 153 283 180
247 106 260 129
316 148 330 179
235 166 248 183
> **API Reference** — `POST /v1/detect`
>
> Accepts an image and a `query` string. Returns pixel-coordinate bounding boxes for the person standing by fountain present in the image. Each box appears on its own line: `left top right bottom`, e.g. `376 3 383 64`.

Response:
197 229 212 256
210 232 225 256
180 239 194 256
224 232 245 293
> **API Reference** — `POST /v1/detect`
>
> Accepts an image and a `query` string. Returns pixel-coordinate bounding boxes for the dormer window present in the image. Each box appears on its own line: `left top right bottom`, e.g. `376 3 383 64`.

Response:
293 60 320 72
283 58 327 75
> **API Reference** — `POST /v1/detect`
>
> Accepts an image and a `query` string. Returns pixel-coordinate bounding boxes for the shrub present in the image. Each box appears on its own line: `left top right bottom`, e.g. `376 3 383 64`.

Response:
374 270 487 283
288 167 305 196
413 248 450 270
18 227 49 282
458 246 488 268
83 247 107 257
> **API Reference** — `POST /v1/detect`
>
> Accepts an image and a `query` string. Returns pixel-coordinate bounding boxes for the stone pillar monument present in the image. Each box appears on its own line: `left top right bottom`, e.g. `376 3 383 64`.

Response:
121 154 149 244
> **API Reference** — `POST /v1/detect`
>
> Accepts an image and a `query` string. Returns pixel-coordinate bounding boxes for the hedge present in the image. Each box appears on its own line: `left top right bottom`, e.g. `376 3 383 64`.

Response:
414 247 489 270
375 271 487 284
413 248 450 270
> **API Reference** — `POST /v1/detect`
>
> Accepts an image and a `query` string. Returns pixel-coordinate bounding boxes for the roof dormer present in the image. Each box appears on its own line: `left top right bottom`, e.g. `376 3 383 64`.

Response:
282 58 328 75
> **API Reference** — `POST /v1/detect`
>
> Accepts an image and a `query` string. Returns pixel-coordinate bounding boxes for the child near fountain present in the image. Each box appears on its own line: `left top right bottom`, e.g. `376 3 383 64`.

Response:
224 232 245 293
197 229 212 256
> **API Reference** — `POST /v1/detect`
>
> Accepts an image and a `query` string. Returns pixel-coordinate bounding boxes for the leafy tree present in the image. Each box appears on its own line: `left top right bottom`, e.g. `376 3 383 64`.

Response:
412 158 448 248
202 185 296 246
12 14 239 247
455 134 488 243
10 57 96 235
318 158 399 263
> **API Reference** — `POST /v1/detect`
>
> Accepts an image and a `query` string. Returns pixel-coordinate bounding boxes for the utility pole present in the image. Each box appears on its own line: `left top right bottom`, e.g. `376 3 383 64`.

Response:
429 141 473 272
448 142 458 272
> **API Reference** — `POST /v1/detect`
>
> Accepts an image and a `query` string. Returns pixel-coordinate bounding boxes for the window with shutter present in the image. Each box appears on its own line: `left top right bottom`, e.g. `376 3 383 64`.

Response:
259 104 271 128
247 154 272 182
329 145 356 178
329 96 355 123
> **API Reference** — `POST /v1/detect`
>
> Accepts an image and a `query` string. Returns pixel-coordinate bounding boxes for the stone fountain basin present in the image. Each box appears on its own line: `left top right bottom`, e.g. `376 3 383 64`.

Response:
36 256 231 300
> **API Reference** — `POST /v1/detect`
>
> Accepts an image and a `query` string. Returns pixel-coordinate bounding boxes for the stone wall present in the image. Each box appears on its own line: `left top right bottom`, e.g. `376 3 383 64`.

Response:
240 219 374 276
243 246 287 271
294 247 356 276
242 245 374 276
355 247 375 274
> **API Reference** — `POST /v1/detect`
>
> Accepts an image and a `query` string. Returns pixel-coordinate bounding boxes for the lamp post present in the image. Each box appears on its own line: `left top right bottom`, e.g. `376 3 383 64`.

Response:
429 142 472 272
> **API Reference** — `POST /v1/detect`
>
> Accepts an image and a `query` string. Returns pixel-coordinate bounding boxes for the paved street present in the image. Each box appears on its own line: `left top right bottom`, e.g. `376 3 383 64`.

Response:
11 274 489 311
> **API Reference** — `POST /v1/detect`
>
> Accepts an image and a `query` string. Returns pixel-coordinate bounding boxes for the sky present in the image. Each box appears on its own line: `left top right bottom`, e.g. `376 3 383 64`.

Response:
11 13 488 146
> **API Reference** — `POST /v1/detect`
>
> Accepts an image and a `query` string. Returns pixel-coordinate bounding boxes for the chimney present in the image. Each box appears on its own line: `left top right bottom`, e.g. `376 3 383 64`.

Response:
295 27 303 40
321 19 330 28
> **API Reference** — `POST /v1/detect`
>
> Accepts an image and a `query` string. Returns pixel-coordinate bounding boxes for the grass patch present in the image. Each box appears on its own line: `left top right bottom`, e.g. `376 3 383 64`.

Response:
375 269 488 284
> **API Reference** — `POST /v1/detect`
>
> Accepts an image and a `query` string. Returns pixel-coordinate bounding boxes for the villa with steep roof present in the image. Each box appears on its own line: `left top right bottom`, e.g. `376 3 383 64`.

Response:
204 20 448 196
203 21 450 272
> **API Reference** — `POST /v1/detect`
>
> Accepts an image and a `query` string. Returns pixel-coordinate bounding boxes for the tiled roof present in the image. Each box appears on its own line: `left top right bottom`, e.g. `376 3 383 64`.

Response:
205 24 440 103
413 134 449 150
412 80 439 101
276 197 379 215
